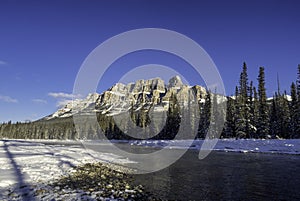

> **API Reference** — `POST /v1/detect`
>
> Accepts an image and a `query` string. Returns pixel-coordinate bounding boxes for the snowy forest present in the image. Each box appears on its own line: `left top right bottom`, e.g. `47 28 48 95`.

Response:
0 63 299 140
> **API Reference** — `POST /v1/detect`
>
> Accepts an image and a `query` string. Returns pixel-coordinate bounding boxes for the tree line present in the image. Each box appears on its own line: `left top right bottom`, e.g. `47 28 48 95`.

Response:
216 63 300 139
0 102 182 140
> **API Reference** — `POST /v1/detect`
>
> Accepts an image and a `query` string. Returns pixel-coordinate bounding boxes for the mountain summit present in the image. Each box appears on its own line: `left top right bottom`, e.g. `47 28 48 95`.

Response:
44 76 207 120
168 75 183 88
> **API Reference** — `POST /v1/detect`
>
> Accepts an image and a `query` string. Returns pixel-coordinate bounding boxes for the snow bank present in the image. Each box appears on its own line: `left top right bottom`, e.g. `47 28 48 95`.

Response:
0 140 134 190
129 139 300 155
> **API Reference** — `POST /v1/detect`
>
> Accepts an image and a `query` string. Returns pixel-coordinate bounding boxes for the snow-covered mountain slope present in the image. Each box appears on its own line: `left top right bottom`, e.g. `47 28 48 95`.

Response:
44 76 207 120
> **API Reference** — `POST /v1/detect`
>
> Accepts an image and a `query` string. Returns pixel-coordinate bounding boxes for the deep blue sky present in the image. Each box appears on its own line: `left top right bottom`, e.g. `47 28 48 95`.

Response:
0 0 299 122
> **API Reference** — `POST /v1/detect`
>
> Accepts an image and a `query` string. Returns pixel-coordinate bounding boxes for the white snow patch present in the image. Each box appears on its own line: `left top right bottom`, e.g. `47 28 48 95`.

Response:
127 139 300 155
108 91 126 96
153 106 166 112
199 98 205 103
155 89 166 93
0 140 135 189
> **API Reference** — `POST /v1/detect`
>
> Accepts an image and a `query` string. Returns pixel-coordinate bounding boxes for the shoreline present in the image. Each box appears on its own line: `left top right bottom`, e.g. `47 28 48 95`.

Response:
2 138 299 155
1 162 156 201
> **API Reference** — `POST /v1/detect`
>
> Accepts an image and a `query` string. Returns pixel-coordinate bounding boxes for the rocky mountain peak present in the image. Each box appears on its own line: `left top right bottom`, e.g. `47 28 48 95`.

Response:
168 75 183 88
44 76 207 120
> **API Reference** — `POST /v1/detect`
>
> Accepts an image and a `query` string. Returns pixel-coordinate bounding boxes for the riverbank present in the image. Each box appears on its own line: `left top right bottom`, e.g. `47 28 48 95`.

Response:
1 139 299 200
0 140 137 200
2 162 156 200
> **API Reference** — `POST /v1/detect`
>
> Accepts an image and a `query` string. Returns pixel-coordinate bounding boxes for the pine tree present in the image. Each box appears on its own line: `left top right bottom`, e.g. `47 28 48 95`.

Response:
249 81 254 112
280 91 291 138
295 64 300 138
198 91 211 139
257 67 270 138
222 97 237 138
269 77 281 138
276 76 291 138
240 62 249 99
235 62 251 138
290 82 297 137
269 88 291 139
252 86 259 138
297 64 300 96
248 81 257 138
269 96 279 137
291 82 297 109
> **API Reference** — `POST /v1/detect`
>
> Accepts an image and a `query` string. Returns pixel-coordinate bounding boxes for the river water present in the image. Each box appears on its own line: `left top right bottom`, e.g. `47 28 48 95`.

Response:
39 141 300 200
132 150 300 201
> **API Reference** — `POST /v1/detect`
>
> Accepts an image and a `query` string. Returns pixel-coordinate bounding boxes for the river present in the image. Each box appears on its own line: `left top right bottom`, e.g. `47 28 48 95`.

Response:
32 140 300 200
132 150 300 200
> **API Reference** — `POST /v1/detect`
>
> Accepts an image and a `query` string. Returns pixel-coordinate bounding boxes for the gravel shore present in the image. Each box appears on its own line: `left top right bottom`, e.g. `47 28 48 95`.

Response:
1 162 159 201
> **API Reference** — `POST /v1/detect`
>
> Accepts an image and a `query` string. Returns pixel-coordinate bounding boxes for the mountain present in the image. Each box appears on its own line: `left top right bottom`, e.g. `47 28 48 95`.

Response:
0 76 211 140
44 76 207 120
1 75 298 140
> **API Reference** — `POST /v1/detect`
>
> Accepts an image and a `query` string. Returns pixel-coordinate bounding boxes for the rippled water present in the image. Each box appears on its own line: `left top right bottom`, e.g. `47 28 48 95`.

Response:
132 150 300 200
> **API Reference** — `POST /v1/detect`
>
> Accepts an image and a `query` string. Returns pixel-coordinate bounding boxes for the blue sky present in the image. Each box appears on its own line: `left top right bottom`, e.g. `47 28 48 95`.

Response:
0 0 299 122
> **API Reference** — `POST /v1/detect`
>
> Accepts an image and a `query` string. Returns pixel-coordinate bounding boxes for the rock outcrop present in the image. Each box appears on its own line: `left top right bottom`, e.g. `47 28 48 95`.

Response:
45 76 207 120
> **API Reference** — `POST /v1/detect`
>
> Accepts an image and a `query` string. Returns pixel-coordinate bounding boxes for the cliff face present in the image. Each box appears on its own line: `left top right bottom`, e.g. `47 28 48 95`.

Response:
45 76 207 120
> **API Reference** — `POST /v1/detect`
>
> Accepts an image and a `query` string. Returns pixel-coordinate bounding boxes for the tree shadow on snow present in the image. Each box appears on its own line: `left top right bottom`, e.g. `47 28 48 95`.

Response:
2 139 36 201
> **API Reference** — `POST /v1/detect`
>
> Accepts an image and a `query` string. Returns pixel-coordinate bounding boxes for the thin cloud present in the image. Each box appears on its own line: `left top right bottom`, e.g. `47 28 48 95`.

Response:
32 99 47 104
0 95 18 103
48 92 81 99
48 92 82 108
56 99 72 107
0 60 7 65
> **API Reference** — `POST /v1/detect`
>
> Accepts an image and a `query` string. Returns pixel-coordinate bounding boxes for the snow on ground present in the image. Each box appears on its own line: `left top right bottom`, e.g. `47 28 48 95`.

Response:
0 140 135 191
129 139 300 155
0 138 299 199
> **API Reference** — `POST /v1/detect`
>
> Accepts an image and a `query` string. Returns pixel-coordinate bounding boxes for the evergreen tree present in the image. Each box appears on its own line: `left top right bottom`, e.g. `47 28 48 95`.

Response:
252 87 259 138
257 67 269 138
297 64 300 96
249 81 254 114
280 92 291 138
235 62 251 138
240 62 249 99
198 91 211 139
248 81 257 138
269 90 291 139
222 97 237 138
295 64 300 138
269 97 279 137
290 82 297 137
